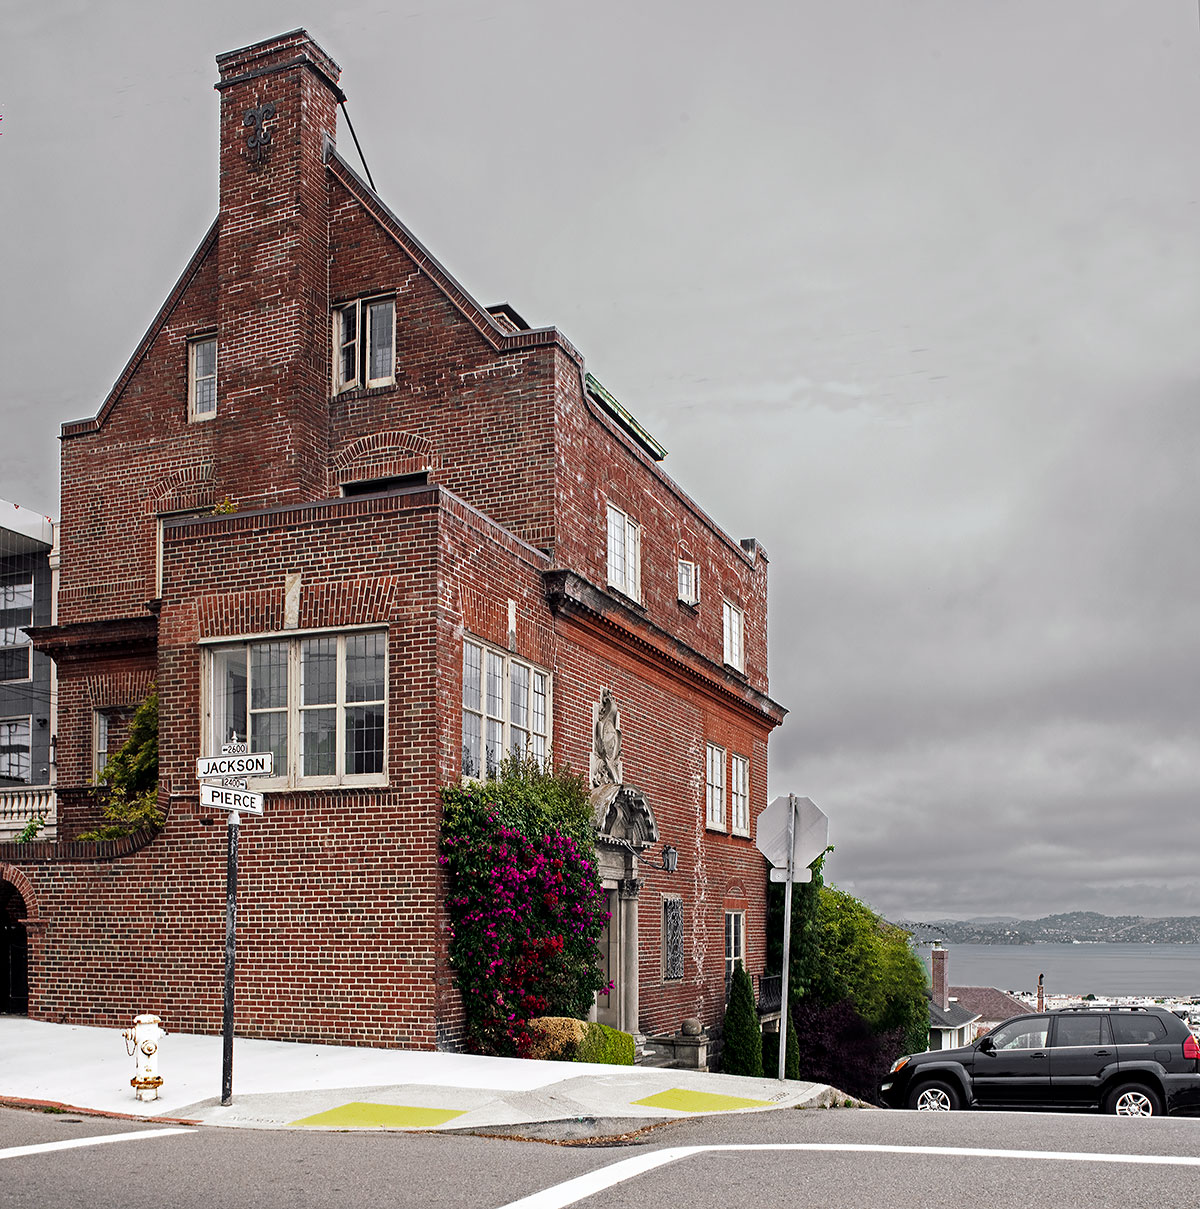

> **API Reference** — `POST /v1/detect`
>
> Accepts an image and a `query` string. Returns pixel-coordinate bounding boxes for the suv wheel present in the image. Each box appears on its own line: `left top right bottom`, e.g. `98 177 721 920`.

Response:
1105 1083 1163 1117
908 1079 960 1111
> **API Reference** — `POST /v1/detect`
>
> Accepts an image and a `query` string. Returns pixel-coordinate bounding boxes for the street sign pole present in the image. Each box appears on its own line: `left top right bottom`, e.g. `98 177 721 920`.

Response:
777 793 796 1081
221 808 239 1106
756 793 828 1082
199 740 272 1108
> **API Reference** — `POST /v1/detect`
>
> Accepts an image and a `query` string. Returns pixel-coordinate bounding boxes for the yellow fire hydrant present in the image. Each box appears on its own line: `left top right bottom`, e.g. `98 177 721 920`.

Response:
122 1014 166 1102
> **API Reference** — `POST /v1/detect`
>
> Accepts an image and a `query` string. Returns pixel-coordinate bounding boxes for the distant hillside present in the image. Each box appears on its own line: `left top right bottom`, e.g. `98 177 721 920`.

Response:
899 911 1200 945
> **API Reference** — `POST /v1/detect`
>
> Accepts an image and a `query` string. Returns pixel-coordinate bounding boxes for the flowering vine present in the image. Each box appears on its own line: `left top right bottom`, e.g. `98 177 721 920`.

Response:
440 759 611 1056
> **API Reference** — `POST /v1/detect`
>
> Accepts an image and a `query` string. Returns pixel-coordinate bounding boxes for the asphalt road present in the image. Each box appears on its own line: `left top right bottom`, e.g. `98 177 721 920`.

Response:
2 1104 1199 1209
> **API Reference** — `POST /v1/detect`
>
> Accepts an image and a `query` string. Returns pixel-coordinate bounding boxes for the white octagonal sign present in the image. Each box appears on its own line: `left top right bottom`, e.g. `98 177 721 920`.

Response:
755 795 829 875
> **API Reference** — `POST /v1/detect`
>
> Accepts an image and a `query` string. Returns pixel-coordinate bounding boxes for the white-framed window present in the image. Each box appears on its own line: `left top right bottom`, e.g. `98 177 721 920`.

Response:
206 629 387 788
0 574 33 683
606 504 641 601
730 753 749 835
461 638 551 779
333 296 395 392
677 557 699 606
705 742 726 830
725 909 746 990
93 709 112 783
0 716 31 787
188 336 217 421
662 896 684 981
722 599 744 671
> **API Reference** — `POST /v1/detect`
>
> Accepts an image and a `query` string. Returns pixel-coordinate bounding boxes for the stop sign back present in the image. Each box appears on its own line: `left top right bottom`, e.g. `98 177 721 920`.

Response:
755 795 828 879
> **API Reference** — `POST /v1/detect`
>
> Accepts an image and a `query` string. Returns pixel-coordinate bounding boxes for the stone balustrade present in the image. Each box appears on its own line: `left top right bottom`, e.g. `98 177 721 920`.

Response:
0 786 57 840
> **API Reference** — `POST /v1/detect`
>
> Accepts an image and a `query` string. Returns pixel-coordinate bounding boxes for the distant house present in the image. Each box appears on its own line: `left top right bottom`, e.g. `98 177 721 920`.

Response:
927 946 980 1050
950 985 1031 1038
0 500 56 842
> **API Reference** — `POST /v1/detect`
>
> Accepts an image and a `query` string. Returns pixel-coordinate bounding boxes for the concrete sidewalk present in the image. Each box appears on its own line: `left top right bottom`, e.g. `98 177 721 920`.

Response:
0 1018 844 1137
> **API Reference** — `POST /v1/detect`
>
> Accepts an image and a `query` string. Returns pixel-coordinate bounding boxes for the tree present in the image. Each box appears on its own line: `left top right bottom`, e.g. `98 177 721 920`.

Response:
78 689 162 841
807 885 928 1050
765 848 830 997
770 867 930 1103
721 963 764 1076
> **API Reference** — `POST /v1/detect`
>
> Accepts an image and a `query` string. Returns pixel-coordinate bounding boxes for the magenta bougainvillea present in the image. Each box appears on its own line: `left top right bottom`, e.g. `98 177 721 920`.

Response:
440 763 611 1056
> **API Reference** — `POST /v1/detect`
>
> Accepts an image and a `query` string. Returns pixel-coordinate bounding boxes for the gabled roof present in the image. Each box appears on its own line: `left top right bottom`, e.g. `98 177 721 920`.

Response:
62 220 220 437
950 986 1031 1023
326 150 573 361
927 991 979 1031
327 151 760 565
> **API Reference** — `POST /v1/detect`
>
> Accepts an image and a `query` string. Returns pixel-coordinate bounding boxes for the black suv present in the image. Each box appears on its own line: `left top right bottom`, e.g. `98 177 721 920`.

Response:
879 1006 1200 1116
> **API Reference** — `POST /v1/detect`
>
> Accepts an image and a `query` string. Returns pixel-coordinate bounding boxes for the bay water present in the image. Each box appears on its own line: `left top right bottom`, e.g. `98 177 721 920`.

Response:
940 942 1200 999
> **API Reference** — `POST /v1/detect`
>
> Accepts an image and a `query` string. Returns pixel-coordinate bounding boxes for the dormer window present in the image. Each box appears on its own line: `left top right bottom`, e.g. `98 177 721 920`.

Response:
333 296 395 392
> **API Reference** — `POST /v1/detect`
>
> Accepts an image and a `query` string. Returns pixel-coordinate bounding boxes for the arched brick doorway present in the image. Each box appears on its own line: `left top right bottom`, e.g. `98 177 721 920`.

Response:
0 881 29 1015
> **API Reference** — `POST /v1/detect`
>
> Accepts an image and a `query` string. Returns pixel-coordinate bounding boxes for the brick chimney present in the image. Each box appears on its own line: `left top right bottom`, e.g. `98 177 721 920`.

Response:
931 945 949 1012
213 31 343 506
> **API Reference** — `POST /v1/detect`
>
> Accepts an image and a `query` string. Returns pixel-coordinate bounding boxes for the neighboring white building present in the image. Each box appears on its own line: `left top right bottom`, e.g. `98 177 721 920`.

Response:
0 499 57 843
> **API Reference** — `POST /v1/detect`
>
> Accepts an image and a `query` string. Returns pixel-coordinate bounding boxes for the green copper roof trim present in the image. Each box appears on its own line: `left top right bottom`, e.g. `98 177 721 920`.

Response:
585 373 667 462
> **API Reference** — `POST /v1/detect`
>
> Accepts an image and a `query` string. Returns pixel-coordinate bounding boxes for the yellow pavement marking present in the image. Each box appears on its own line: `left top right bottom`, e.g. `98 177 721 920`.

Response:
289 1102 467 1128
632 1088 774 1113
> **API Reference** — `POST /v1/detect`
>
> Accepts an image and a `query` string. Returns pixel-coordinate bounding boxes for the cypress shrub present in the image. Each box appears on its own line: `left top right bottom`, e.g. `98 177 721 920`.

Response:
720 964 764 1076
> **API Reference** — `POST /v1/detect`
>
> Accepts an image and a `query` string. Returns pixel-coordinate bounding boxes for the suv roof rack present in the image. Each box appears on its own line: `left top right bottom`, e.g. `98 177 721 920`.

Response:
1052 1004 1153 1013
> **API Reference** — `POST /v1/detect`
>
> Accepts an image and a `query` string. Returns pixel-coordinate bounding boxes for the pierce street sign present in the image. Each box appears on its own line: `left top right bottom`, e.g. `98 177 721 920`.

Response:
196 752 273 779
200 783 265 815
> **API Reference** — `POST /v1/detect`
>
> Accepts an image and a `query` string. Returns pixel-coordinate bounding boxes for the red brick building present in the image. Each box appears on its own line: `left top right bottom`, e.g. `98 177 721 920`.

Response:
0 31 785 1050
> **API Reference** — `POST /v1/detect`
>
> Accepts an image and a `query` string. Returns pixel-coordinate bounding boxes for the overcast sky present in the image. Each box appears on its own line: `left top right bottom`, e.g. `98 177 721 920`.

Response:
2 1 1198 922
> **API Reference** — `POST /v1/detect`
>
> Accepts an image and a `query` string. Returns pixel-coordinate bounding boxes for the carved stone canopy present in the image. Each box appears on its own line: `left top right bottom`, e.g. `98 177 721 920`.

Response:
592 783 659 850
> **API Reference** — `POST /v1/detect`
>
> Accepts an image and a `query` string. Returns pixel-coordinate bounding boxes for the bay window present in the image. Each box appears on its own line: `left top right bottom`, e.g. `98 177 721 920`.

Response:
461 638 550 779
208 629 386 787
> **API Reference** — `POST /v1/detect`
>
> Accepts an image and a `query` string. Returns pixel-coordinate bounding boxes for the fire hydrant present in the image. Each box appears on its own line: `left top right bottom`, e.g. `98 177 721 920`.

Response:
122 1014 166 1102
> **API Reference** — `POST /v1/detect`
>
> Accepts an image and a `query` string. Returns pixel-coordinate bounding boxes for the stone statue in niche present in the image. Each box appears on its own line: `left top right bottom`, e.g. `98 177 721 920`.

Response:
591 687 623 788
588 688 658 851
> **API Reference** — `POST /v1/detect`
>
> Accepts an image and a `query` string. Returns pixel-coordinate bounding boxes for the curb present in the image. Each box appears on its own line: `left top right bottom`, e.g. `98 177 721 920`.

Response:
0 1096 201 1126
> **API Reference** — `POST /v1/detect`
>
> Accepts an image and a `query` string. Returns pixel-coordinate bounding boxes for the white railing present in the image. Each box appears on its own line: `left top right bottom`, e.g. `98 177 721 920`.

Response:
0 786 57 841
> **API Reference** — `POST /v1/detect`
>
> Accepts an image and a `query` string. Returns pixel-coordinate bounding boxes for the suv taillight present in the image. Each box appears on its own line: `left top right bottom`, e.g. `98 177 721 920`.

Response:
1183 1033 1200 1062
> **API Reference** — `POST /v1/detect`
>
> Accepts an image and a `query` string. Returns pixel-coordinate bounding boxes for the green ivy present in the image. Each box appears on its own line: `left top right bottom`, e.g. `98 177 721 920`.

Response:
13 815 46 844
77 689 163 842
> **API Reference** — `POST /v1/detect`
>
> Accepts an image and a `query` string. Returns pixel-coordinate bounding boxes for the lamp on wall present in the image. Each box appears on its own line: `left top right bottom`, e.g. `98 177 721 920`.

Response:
636 843 678 874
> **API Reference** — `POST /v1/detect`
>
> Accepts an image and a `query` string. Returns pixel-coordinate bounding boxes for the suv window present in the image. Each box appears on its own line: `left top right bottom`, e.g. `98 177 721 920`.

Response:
1111 1015 1168 1045
1052 1015 1111 1047
989 1017 1049 1050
